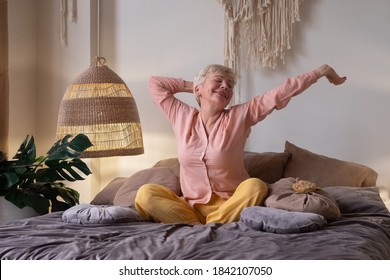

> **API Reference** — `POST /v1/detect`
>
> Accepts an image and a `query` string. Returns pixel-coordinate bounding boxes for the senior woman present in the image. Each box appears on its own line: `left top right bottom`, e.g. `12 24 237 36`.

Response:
135 64 346 224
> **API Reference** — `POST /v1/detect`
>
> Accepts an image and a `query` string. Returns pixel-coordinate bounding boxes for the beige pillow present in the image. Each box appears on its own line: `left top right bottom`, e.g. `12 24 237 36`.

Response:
244 152 291 183
265 177 341 220
113 167 181 207
283 141 378 187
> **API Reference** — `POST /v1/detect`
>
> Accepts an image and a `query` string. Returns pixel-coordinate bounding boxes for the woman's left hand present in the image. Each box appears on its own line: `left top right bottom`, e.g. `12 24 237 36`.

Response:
314 64 347 85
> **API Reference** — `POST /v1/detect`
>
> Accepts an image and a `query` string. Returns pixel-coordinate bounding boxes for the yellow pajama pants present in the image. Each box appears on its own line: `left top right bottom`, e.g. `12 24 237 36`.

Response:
135 178 268 224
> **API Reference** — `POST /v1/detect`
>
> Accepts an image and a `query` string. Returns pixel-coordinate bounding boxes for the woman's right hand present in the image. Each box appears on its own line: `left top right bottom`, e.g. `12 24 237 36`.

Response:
184 80 194 93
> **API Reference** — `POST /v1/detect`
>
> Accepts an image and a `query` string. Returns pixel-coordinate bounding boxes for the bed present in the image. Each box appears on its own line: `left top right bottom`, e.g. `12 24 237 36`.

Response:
1 141 390 260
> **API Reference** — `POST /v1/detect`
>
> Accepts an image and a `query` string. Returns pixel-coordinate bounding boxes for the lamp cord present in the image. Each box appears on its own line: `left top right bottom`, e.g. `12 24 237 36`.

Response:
97 0 100 57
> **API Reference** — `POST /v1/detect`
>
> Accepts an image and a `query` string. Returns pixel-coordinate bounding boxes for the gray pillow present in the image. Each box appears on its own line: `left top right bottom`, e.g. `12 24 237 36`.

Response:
322 186 390 214
62 204 142 224
90 177 127 205
243 152 291 184
113 167 181 207
241 206 327 234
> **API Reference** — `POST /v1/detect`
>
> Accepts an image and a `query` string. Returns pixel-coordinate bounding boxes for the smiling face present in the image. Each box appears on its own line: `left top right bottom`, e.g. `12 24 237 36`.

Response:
193 64 236 109
195 70 235 110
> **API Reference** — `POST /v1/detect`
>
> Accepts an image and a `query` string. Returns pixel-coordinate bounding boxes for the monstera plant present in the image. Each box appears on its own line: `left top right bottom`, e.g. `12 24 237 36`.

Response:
0 134 93 215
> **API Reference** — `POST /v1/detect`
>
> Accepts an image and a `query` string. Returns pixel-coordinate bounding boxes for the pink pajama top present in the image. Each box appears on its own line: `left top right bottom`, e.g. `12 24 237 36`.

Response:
149 72 318 206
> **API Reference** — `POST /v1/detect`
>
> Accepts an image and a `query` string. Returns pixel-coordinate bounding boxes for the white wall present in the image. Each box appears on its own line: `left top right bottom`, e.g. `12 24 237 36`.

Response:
96 0 226 191
243 0 390 186
9 0 94 201
9 0 390 203
8 0 36 152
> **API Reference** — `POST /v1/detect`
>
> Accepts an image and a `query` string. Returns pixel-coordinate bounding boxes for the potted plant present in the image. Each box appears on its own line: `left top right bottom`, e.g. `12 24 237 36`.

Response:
0 134 93 216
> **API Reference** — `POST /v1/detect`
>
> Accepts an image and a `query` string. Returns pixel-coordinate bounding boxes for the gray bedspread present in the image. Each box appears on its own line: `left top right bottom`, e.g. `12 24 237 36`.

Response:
0 211 390 260
1 186 390 260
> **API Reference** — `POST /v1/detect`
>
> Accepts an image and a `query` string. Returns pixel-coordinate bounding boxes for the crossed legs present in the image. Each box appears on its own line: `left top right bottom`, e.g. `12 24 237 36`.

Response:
135 178 268 224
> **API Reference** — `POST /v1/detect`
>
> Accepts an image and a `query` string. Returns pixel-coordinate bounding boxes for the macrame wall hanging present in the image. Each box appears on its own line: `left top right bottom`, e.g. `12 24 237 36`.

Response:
217 0 303 97
60 0 77 46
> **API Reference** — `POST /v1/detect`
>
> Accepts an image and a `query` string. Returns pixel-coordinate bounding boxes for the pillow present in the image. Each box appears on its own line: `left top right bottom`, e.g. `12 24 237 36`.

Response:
153 157 180 178
62 204 142 224
90 177 127 205
152 152 291 184
264 177 341 220
322 186 390 214
241 206 327 234
378 185 390 212
283 141 378 187
113 167 181 207
244 152 291 184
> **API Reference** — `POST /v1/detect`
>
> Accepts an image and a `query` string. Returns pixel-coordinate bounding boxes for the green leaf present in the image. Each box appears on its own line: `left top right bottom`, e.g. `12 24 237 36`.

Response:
52 183 80 205
13 135 36 164
42 158 91 182
69 134 93 153
0 172 19 188
51 200 74 212
23 194 50 215
46 134 92 161
5 187 50 214
0 151 6 162
1 134 90 215
34 155 46 165
44 168 73 182
36 182 79 213
70 158 92 176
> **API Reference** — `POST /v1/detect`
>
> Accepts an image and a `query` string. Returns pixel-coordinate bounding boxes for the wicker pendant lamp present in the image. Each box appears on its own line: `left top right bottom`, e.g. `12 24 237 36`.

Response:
56 56 144 158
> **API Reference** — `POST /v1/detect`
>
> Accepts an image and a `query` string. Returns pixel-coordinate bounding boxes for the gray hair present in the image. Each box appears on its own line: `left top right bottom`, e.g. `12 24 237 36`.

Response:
193 64 236 106
193 64 236 89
